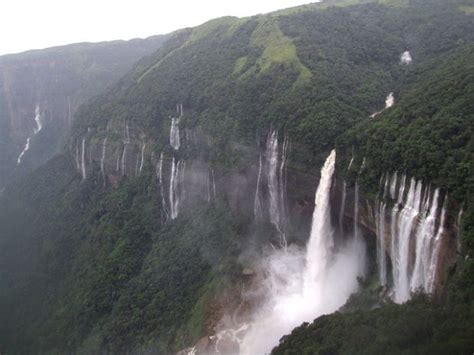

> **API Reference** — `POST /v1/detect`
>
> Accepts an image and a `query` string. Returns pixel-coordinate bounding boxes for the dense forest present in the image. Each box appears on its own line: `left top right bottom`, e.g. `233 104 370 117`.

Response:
0 0 473 354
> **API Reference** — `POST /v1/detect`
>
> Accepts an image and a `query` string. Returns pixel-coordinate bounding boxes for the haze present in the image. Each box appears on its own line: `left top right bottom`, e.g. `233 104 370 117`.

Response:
0 0 313 56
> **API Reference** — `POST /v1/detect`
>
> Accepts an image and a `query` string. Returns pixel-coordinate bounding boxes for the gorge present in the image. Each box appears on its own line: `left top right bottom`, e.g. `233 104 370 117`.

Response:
0 0 472 354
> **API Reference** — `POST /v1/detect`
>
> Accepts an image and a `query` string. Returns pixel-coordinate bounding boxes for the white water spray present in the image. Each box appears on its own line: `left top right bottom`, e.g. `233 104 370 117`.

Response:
376 173 448 303
240 150 366 354
401 51 412 65
139 140 146 176
81 138 87 181
370 93 395 118
17 104 43 165
265 131 289 246
157 152 169 221
254 154 263 221
170 104 182 150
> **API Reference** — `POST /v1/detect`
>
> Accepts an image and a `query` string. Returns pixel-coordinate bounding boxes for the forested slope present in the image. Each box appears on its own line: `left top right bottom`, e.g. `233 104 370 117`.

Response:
0 0 472 354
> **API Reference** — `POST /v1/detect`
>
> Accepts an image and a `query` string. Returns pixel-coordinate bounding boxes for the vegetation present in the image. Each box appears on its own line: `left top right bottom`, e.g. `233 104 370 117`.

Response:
0 0 473 353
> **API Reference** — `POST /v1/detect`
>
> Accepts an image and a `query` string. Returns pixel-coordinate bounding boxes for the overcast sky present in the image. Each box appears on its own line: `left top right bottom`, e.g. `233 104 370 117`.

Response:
0 0 315 56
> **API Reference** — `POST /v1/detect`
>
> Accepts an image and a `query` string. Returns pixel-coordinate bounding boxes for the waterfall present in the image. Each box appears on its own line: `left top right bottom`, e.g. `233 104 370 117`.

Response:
81 138 87 181
426 201 446 294
254 154 263 220
385 93 395 109
17 104 43 165
33 104 42 133
339 181 347 232
121 123 130 175
376 200 388 286
157 152 168 221
376 172 448 303
100 137 107 185
169 157 178 219
401 51 412 64
170 104 182 150
207 169 216 202
212 170 216 198
303 150 336 289
138 140 146 176
115 153 121 172
240 150 365 354
17 138 31 164
348 156 354 171
169 158 185 219
354 182 360 240
267 131 281 229
370 93 395 118
264 130 288 246
279 134 289 230
409 189 439 292
75 143 80 170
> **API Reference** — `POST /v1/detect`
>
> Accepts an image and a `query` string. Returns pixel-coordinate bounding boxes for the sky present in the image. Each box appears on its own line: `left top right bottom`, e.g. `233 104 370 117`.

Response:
0 0 315 56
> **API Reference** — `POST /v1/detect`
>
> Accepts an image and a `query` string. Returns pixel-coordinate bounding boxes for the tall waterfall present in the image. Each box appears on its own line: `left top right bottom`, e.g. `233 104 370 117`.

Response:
376 200 388 286
241 150 365 354
339 181 347 232
169 157 185 220
375 172 447 303
80 138 87 181
17 104 43 165
254 130 289 245
303 150 336 289
138 140 146 176
157 152 169 221
100 137 107 185
254 154 263 220
121 123 130 175
170 104 182 150
267 131 282 233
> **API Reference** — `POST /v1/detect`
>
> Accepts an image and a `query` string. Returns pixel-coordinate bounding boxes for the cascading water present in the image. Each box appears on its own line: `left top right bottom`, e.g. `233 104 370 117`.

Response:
100 137 107 185
376 200 388 286
374 172 448 303
401 51 412 64
17 104 43 164
339 181 347 232
81 138 87 181
385 93 395 109
370 93 395 118
169 158 185 219
138 140 146 176
170 104 182 151
211 169 216 199
254 154 263 221
240 150 366 354
157 152 168 221
121 123 130 175
257 130 289 246
303 150 337 289
267 131 282 231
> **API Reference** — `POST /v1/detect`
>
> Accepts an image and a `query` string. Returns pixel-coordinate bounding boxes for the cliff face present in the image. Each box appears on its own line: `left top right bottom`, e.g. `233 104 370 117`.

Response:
0 36 168 188
72 116 460 303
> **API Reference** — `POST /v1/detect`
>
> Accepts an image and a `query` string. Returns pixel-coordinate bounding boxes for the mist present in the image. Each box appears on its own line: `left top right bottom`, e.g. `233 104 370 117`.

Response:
237 150 367 354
